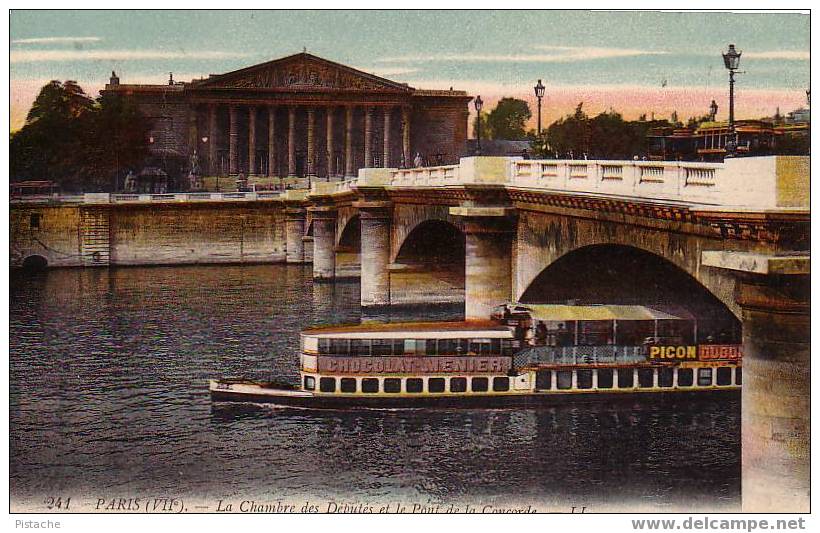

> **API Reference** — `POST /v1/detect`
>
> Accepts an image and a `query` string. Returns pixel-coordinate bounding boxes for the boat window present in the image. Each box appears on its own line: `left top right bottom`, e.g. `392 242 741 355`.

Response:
471 377 489 392
577 369 593 389
658 367 674 388
491 338 502 354
318 339 330 354
350 339 369 356
403 339 416 355
535 370 552 390
716 367 732 386
493 377 510 392
371 339 392 356
469 339 492 355
638 368 655 388
735 368 742 385
320 377 336 393
362 378 379 393
450 377 467 393
438 339 457 355
393 339 405 355
501 339 514 356
597 369 614 389
340 378 357 393
304 375 316 390
697 368 713 386
384 378 401 393
330 339 349 355
677 368 694 387
426 340 438 355
617 369 634 388
557 371 572 390
406 378 423 393
428 378 446 393
457 339 470 355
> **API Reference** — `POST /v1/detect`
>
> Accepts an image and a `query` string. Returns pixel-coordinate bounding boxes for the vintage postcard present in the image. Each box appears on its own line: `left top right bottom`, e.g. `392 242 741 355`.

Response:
7 6 812 527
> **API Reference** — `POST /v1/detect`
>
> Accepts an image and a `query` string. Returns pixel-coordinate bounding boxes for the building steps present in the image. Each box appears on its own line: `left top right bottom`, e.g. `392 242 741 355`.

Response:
80 207 111 266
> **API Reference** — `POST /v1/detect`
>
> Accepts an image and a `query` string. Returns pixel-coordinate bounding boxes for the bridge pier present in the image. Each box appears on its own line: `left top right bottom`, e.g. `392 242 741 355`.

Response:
358 202 392 308
308 207 337 280
284 207 307 263
703 252 810 512
452 205 515 320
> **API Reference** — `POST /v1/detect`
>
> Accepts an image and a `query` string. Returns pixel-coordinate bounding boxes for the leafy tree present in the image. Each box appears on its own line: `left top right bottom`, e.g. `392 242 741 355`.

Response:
11 81 152 191
485 97 532 140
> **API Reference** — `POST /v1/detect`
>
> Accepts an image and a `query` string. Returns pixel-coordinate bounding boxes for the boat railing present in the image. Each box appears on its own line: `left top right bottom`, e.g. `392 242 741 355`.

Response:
514 345 649 367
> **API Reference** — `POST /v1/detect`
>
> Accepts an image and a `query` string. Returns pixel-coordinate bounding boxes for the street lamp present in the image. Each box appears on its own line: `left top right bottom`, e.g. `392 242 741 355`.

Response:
474 95 483 155
722 44 742 156
709 100 718 121
722 44 742 126
534 79 545 136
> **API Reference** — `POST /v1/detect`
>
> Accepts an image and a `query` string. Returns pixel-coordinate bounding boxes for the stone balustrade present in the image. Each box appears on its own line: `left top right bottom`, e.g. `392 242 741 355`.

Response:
10 191 286 205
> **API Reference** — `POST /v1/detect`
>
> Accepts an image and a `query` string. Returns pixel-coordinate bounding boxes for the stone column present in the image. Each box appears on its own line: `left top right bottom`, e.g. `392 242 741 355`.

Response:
345 106 355 177
306 107 316 177
228 105 239 175
248 107 256 175
402 106 411 167
449 200 515 320
357 201 391 307
364 106 373 168
702 252 810 512
287 106 297 177
308 206 336 280
382 107 391 168
188 107 198 157
208 103 218 175
284 206 307 263
267 105 276 177
326 107 335 179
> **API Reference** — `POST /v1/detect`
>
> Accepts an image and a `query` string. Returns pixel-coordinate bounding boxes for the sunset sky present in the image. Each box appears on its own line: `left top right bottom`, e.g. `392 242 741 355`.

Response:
10 10 810 132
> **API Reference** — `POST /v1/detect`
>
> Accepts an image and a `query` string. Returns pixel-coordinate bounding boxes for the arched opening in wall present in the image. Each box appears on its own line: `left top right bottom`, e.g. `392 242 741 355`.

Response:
391 220 465 306
21 255 48 271
336 215 361 279
519 245 740 343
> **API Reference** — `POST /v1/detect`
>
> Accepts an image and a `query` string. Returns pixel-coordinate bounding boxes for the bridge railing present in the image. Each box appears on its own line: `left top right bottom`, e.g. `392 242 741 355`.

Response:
507 159 722 205
390 165 461 187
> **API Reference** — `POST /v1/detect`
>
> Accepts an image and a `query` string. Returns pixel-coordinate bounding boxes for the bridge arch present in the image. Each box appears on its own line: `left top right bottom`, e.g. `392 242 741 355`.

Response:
390 219 465 306
335 214 361 278
518 244 740 339
21 254 48 271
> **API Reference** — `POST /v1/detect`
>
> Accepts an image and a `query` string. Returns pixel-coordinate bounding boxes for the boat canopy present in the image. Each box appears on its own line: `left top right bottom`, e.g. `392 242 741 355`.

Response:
302 320 514 339
511 304 694 322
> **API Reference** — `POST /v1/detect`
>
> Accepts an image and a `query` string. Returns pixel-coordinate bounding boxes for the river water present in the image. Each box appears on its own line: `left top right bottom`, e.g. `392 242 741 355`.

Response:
10 265 740 513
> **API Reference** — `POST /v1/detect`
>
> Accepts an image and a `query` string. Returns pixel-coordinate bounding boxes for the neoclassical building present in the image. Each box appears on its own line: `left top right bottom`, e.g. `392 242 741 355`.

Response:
103 52 472 182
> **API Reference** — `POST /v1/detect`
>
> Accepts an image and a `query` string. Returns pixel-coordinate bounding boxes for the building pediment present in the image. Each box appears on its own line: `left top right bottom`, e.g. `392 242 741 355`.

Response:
190 53 413 93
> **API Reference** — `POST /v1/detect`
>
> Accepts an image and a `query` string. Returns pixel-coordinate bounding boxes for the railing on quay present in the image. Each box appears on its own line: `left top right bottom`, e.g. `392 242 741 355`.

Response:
10 191 285 205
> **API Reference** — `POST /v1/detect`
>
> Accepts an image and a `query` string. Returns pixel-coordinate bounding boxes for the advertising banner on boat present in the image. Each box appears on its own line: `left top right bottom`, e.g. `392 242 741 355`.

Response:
317 356 512 374
648 345 742 361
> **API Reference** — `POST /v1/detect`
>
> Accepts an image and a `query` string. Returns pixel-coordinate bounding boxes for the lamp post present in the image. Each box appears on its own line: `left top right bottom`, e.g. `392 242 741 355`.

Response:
534 79 545 136
722 44 742 156
709 100 718 121
474 95 483 155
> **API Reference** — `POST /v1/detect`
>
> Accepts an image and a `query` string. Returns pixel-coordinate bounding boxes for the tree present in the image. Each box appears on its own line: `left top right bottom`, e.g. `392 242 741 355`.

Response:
485 97 532 140
11 81 152 191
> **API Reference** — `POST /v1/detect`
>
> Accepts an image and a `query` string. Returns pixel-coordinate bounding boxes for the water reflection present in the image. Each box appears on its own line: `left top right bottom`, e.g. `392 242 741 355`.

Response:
10 265 739 511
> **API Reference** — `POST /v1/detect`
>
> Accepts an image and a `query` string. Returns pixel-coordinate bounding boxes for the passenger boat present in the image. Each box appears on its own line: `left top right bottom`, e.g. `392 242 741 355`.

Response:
209 303 742 408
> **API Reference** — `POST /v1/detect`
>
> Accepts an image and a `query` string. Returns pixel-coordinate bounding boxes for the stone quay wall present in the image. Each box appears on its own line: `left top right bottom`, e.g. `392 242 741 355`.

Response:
11 200 289 268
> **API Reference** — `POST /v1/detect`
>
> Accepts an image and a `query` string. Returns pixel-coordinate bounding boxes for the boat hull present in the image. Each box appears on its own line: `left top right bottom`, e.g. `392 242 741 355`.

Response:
209 382 740 410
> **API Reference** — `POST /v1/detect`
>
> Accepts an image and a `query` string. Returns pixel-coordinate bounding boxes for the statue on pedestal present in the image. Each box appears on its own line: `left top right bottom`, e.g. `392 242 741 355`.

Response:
188 150 203 191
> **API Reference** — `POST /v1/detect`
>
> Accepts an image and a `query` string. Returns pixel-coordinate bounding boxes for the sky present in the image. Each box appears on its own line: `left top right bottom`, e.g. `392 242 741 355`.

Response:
9 10 811 131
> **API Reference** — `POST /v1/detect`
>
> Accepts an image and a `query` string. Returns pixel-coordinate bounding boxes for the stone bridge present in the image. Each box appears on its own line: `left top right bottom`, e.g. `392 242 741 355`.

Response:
10 155 810 512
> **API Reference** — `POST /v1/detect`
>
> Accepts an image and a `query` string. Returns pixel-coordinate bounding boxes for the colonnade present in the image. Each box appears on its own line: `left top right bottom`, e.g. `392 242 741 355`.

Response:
197 104 412 178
